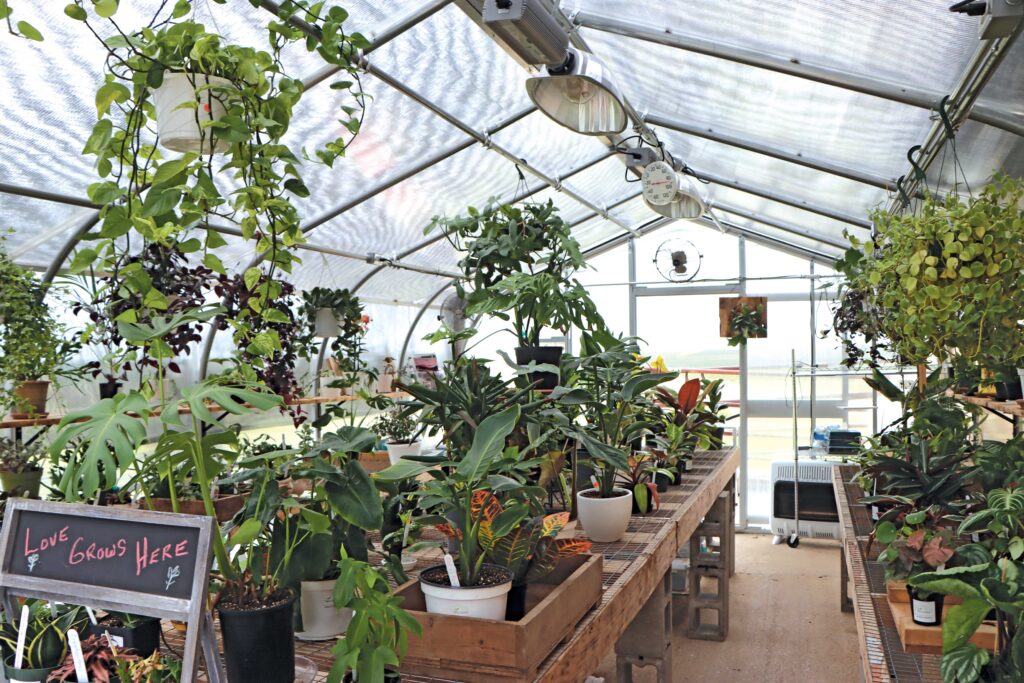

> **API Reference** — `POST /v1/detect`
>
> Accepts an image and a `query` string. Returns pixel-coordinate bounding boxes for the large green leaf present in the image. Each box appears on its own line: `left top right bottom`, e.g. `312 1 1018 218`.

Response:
170 380 283 427
51 392 152 501
455 406 521 482
325 461 383 530
577 432 630 473
940 644 989 683
942 598 991 654
620 372 678 401
308 426 378 457
373 459 431 483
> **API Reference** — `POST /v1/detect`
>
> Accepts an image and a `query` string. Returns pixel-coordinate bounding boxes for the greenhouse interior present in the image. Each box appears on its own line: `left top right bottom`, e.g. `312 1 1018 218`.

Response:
0 0 1023 681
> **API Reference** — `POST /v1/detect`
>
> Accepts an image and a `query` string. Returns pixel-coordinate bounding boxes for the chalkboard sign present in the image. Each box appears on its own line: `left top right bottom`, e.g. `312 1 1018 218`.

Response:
8 509 200 600
0 499 224 683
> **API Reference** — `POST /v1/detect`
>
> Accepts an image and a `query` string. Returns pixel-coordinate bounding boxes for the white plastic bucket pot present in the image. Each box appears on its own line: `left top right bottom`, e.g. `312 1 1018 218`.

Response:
576 487 633 543
386 441 421 466
152 72 231 154
420 565 512 620
297 579 353 641
314 307 340 337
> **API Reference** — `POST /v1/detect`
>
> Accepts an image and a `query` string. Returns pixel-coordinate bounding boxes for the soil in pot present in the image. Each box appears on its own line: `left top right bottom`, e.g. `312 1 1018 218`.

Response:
906 586 944 626
87 615 161 657
11 381 48 419
419 564 513 620
217 589 297 683
3 657 55 683
0 467 42 498
514 346 562 391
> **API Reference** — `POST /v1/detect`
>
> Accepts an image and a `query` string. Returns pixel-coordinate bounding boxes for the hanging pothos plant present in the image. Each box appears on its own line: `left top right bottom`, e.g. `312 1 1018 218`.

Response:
68 0 368 370
838 175 1024 370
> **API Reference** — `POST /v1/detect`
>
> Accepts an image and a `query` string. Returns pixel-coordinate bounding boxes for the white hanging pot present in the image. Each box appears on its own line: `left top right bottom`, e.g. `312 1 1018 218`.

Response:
151 72 231 154
315 307 341 337
576 487 633 542
297 579 353 641
386 441 421 466
419 564 512 620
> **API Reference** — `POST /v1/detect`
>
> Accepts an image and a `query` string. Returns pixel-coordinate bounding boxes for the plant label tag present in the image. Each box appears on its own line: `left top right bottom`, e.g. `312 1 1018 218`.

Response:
912 598 937 624
107 633 125 648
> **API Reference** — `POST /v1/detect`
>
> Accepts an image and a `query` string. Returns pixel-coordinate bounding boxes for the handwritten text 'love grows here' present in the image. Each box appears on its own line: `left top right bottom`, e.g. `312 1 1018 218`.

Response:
23 526 190 576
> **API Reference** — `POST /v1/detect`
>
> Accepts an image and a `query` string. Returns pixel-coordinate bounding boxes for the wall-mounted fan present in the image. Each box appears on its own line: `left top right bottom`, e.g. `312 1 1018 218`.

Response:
653 237 703 283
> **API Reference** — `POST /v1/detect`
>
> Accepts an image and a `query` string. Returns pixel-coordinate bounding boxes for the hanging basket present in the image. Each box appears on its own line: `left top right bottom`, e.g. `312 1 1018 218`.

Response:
152 72 231 154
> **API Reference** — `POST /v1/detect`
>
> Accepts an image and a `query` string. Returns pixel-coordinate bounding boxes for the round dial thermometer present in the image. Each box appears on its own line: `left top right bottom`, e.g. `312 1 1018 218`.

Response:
641 161 679 207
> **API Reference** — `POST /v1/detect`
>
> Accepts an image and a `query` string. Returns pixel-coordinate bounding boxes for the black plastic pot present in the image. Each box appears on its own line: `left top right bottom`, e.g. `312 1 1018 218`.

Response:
514 346 562 391
99 380 122 400
506 583 528 621
631 489 655 514
655 472 670 493
906 586 944 626
217 591 297 683
88 616 161 657
344 671 401 682
3 656 56 682
995 380 1023 401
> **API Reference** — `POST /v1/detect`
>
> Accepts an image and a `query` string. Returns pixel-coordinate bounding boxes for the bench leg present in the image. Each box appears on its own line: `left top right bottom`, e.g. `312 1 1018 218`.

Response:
615 570 673 682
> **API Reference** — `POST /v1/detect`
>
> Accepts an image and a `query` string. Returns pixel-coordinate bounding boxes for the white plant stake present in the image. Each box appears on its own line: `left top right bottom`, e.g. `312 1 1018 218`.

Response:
13 604 29 669
85 605 98 625
68 629 89 683
402 521 411 549
443 553 460 588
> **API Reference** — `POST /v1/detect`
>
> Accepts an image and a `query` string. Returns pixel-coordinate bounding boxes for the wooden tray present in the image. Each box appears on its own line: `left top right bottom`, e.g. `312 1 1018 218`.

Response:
889 599 997 654
396 554 603 683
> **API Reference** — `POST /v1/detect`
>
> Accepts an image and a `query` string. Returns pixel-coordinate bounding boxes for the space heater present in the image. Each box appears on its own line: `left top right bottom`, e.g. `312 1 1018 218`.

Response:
770 460 840 540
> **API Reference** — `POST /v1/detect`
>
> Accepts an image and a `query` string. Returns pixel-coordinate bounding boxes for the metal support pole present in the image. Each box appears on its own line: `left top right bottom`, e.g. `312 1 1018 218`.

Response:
627 238 638 337
809 260 816 444
398 281 456 373
737 237 748 530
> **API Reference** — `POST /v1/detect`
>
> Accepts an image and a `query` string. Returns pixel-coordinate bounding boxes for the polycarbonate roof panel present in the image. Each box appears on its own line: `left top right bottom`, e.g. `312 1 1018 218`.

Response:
709 187 866 246
0 195 93 266
282 70 469 223
976 31 1024 114
929 121 1024 193
571 215 628 250
574 1 978 92
366 4 531 130
523 186 595 227
561 156 645 214
718 213 844 262
581 30 935 180
490 111 613 181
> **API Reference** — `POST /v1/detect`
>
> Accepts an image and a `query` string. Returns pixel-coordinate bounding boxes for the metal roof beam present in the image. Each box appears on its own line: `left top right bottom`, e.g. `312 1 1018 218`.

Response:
645 113 900 192
574 11 1024 139
712 204 850 250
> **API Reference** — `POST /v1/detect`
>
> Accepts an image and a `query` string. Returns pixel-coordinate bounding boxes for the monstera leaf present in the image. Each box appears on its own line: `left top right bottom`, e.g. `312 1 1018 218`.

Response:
51 391 152 501
163 379 283 427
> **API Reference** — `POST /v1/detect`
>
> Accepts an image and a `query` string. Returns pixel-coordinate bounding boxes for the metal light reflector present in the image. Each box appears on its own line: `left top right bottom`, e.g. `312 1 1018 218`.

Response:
525 47 628 135
644 174 707 220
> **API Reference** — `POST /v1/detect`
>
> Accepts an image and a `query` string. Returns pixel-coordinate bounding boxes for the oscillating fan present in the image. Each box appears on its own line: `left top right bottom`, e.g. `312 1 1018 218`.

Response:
653 237 702 283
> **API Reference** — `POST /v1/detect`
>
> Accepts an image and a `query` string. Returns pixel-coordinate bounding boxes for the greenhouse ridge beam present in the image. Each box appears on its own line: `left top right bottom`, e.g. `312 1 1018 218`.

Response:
645 113 901 192
574 12 1024 139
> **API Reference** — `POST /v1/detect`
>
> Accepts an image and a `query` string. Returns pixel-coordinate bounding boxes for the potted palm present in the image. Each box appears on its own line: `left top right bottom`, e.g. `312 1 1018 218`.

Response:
377 406 528 619
0 438 46 498
375 408 421 465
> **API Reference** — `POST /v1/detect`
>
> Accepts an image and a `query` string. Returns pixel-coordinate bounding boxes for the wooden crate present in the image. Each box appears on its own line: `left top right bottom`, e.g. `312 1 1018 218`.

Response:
886 581 962 605
889 599 997 654
397 554 603 683
718 296 768 338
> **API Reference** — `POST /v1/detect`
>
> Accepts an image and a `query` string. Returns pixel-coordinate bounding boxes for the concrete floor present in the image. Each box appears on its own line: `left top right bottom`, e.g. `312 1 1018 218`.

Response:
594 533 859 683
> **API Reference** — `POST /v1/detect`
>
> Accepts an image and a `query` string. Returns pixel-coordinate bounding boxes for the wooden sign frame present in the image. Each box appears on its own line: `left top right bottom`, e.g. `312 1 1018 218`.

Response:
0 499 225 683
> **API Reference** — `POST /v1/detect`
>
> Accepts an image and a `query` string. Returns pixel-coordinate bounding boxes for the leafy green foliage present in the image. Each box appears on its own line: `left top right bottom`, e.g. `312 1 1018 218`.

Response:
0 601 85 670
726 302 766 346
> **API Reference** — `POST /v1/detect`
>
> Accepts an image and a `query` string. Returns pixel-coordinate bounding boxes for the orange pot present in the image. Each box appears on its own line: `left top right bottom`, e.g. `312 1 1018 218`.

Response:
11 380 49 419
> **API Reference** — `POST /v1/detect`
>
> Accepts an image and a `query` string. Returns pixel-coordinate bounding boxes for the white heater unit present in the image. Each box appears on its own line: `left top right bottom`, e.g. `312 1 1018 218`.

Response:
770 460 840 540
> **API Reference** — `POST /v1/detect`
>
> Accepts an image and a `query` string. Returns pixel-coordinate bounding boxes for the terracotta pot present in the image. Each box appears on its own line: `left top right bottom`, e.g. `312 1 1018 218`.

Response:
149 494 244 522
11 380 49 419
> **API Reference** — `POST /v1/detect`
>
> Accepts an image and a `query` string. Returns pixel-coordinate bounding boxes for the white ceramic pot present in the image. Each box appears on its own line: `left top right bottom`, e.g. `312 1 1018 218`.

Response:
378 374 395 393
420 565 512 620
386 441 421 466
576 487 633 543
314 307 341 337
151 72 231 154
297 579 353 641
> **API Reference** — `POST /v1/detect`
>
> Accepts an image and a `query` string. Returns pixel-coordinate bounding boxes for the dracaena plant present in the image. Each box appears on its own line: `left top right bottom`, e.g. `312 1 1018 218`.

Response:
376 406 544 587
560 336 677 498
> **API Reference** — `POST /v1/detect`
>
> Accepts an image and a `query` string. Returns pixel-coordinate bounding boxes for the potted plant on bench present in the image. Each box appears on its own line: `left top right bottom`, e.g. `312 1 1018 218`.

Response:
0 601 85 683
0 438 46 498
374 408 421 466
